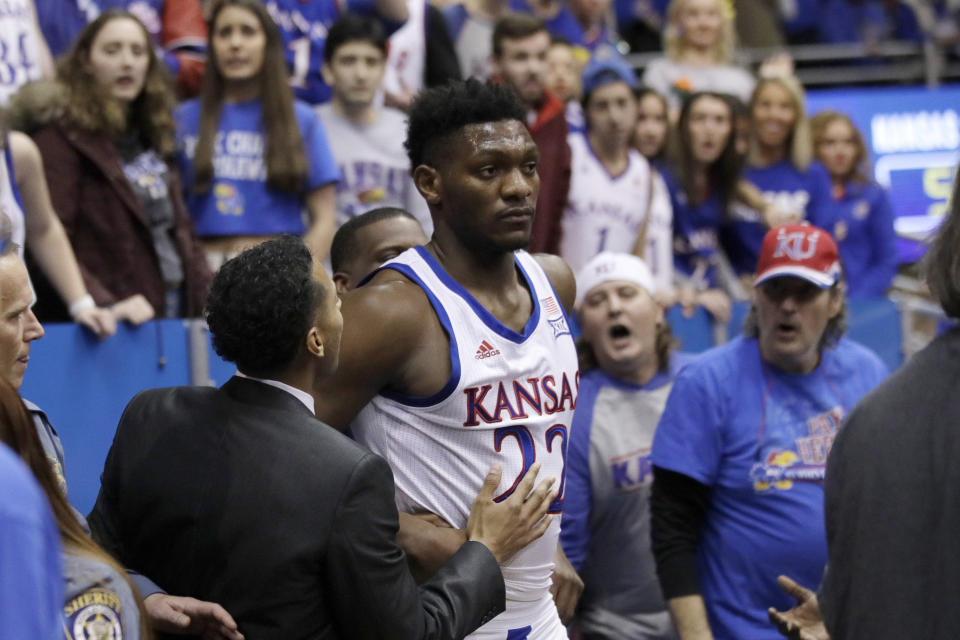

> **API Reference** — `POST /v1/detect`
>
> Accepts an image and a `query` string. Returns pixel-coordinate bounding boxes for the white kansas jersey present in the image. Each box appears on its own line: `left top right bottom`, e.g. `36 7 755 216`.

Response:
351 246 579 640
0 1 45 105
560 133 673 291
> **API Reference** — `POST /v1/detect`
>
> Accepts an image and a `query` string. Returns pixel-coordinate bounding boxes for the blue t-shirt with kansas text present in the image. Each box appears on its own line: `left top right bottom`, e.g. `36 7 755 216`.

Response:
175 98 340 237
723 160 833 274
651 336 887 639
662 167 724 286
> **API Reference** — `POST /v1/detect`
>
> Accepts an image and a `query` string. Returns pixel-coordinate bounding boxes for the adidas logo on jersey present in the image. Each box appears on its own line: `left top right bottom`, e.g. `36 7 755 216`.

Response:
475 340 501 360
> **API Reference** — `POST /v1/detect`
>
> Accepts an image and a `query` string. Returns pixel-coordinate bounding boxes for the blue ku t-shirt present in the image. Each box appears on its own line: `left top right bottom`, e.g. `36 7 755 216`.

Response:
175 99 340 237
651 336 887 639
723 160 833 274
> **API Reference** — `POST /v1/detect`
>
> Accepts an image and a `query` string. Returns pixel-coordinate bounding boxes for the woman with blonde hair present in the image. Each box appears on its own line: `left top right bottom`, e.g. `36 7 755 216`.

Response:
176 0 340 268
17 10 212 325
641 0 754 111
0 375 149 639
722 73 833 276
811 109 897 298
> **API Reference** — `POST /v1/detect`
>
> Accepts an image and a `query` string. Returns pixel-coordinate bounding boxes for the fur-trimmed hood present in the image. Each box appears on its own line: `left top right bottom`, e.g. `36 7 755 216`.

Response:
5 80 71 134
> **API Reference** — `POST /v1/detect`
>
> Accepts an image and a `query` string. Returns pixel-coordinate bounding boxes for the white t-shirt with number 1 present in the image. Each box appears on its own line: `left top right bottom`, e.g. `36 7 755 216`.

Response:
560 132 673 292
0 1 45 105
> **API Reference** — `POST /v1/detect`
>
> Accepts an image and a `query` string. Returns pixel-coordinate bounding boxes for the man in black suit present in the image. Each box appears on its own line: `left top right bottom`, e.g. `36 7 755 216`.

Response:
88 235 558 639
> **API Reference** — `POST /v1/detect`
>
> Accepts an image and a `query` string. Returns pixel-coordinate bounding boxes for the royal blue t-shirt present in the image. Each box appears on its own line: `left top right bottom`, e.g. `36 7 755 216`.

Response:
823 180 898 298
662 167 724 286
651 336 888 639
175 98 341 237
723 160 833 275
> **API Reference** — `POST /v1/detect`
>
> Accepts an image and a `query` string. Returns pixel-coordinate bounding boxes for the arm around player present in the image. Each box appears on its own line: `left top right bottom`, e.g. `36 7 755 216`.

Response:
325 453 557 639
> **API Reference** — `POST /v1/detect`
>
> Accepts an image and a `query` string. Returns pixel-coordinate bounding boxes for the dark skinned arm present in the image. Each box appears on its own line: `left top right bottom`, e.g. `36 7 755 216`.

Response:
314 273 430 430
315 272 468 574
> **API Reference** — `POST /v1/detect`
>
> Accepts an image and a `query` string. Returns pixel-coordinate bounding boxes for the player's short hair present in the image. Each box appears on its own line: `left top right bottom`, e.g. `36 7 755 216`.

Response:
323 14 387 62
925 164 960 319
492 13 548 59
206 236 324 376
330 207 419 272
405 79 527 168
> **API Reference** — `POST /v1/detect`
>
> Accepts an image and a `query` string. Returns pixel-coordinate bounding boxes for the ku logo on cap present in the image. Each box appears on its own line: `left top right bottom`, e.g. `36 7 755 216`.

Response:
773 229 819 261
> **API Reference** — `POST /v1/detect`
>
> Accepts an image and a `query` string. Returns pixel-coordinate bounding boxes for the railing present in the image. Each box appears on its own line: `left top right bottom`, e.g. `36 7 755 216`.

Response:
626 39 955 88
21 297 915 517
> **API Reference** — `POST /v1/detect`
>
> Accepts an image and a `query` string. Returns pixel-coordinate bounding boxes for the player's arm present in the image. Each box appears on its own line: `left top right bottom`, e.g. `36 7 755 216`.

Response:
534 253 576 315
314 274 427 430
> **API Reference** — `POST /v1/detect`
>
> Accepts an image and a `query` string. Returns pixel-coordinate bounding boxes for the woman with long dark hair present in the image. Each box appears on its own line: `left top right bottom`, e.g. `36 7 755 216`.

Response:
176 0 340 268
15 10 212 324
662 91 741 319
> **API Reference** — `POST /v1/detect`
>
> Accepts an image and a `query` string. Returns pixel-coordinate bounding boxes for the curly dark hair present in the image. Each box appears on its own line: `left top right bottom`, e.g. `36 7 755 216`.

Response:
206 236 323 376
405 78 527 168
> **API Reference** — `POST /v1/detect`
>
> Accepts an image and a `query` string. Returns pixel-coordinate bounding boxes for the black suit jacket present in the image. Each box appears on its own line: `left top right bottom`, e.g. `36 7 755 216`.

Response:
88 377 504 640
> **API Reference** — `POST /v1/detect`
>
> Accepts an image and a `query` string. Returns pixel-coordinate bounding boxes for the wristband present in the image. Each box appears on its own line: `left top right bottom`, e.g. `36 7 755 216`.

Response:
69 294 95 318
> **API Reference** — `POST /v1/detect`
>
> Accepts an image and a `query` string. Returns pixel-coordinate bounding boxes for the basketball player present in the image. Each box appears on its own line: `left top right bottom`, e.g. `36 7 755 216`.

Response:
315 79 581 638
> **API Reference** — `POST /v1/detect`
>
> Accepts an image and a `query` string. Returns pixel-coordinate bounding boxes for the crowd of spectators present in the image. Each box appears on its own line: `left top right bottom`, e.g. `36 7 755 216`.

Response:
0 0 949 638
0 0 919 334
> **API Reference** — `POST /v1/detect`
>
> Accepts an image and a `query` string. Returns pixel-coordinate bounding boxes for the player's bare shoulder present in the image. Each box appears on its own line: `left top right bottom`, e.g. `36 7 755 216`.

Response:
342 267 437 350
533 253 576 313
337 264 452 402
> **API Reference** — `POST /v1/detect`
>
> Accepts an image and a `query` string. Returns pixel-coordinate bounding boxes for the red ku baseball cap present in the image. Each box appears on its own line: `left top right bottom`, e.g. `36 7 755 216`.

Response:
755 224 841 289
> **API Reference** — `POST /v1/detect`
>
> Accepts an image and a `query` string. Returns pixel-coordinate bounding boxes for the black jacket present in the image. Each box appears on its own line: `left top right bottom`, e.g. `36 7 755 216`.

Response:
88 376 504 639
